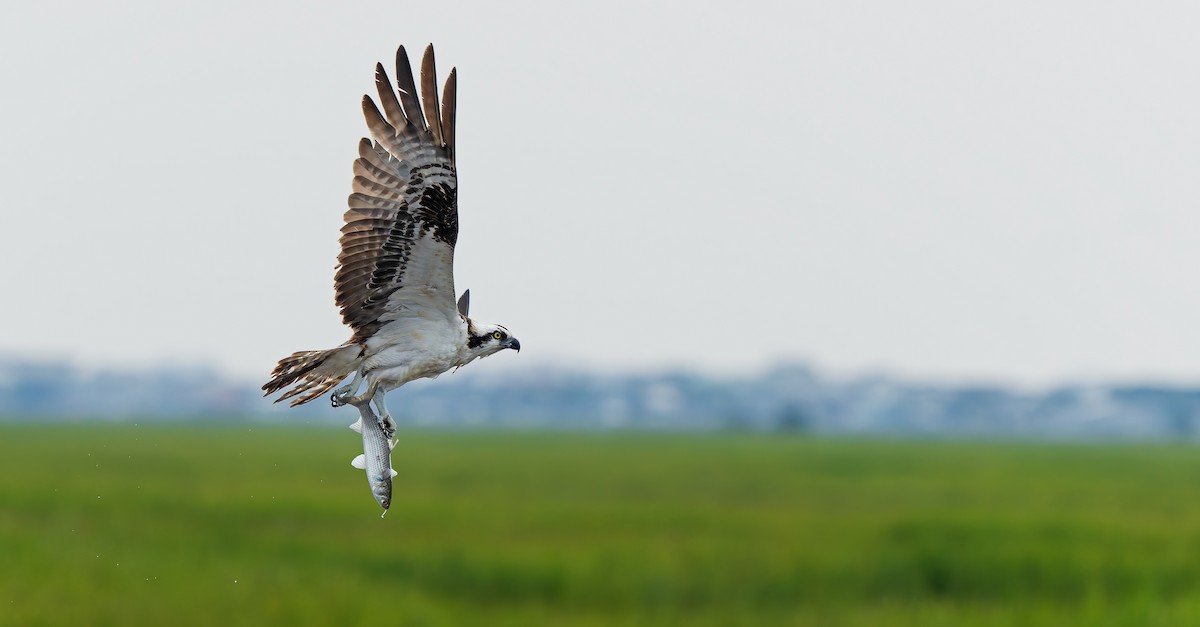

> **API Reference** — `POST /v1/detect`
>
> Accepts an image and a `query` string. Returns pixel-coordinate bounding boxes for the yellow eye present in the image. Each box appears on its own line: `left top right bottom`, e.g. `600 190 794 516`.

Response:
492 331 503 340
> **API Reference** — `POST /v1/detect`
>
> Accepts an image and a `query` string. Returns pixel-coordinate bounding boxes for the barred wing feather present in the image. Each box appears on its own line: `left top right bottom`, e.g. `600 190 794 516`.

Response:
336 44 459 343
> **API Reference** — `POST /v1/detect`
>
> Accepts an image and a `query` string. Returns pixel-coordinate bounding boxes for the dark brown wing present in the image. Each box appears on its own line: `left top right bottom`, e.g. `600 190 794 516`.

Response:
335 45 460 342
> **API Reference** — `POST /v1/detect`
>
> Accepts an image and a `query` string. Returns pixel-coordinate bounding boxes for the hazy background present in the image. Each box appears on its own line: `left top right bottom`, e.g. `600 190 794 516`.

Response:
6 6 1200 624
1 0 1198 387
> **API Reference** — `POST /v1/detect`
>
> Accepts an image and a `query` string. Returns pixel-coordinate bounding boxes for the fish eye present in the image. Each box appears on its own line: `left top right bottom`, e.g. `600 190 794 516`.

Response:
492 331 503 340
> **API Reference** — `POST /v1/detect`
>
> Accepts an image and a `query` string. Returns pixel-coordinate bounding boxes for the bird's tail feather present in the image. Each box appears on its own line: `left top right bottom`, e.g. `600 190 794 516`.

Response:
263 343 364 406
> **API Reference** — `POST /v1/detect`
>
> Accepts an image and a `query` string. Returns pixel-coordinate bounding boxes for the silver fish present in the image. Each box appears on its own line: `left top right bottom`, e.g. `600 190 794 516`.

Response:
349 402 396 516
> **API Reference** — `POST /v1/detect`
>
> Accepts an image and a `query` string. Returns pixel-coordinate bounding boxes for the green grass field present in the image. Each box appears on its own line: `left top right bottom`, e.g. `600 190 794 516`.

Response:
4 424 1200 626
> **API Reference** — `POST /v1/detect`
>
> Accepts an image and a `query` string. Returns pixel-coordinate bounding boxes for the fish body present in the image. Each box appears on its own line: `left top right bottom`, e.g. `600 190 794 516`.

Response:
349 402 396 515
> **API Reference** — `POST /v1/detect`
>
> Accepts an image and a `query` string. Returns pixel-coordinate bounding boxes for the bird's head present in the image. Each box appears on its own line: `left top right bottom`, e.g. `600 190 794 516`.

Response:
458 290 520 363
465 322 520 360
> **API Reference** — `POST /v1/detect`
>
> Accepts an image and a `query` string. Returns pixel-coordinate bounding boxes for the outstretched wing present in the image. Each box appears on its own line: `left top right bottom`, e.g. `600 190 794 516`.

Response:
336 44 460 343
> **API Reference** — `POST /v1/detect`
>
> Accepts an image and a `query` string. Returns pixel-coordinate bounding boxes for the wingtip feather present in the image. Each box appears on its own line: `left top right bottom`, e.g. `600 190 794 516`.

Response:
420 44 443 146
441 67 456 161
394 45 425 129
374 62 408 128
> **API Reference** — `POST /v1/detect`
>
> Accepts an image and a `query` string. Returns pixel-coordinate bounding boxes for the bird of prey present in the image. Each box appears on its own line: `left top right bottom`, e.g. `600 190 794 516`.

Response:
263 44 520 433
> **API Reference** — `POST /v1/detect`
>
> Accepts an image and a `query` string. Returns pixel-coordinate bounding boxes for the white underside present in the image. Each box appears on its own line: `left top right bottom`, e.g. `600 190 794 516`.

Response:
361 312 469 393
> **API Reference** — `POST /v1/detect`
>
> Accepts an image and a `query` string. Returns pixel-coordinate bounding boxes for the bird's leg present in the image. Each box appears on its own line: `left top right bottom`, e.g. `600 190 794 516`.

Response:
371 389 395 440
330 369 364 408
342 378 380 410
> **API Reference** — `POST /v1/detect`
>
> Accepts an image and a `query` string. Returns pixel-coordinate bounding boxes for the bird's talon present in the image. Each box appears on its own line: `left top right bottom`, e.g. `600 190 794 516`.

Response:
378 415 396 440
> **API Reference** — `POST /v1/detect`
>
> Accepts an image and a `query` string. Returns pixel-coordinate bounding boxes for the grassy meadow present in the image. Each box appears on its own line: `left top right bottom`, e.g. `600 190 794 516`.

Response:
5 423 1200 626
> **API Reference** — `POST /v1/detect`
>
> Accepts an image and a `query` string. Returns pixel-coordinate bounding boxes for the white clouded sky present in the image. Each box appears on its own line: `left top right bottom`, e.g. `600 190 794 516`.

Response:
1 1 1198 386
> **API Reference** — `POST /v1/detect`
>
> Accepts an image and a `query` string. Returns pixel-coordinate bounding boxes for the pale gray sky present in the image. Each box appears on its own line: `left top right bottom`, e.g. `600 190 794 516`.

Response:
1 1 1198 386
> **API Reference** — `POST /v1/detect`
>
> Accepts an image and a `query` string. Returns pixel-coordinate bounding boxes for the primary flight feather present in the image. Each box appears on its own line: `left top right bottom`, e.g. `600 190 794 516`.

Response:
263 44 521 439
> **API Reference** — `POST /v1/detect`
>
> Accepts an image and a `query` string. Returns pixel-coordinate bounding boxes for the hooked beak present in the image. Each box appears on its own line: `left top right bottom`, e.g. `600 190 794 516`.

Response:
505 337 521 352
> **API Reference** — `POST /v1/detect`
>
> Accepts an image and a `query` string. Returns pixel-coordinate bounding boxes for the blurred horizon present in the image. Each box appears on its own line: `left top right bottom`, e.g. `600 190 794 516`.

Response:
11 349 1200 392
6 351 1200 441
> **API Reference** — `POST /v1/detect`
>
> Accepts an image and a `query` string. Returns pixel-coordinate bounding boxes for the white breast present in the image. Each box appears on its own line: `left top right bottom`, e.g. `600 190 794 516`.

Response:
362 314 467 391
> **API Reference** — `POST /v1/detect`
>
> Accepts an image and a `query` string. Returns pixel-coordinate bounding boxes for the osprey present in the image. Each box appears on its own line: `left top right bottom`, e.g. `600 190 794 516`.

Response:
263 44 520 432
